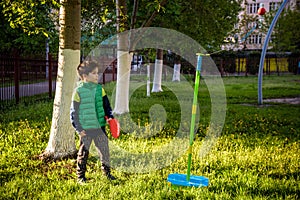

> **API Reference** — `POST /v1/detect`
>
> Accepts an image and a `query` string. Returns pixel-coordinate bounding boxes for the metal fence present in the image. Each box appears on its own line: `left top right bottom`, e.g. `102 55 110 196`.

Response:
0 53 118 110
0 53 58 109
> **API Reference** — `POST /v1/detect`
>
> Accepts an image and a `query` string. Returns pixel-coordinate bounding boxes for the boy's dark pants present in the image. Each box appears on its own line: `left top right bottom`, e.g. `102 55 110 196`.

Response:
77 128 110 179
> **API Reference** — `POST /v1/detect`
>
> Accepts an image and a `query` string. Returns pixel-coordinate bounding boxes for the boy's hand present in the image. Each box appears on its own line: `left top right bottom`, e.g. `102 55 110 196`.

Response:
79 130 86 137
106 117 112 122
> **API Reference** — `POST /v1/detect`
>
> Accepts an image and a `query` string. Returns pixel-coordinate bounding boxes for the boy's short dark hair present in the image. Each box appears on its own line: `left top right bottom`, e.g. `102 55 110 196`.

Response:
77 60 98 79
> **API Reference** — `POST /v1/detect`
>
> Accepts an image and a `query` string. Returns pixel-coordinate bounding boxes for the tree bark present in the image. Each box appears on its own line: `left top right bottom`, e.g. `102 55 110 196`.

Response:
114 33 131 114
114 0 131 114
41 0 81 161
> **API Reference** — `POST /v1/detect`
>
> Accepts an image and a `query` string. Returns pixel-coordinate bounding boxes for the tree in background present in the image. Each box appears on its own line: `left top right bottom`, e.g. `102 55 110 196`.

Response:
135 0 241 92
0 0 59 55
152 48 163 92
271 4 300 53
158 0 242 52
80 0 116 58
110 0 242 112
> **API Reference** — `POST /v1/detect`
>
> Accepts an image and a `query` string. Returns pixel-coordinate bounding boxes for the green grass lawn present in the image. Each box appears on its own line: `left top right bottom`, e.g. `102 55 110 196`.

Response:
0 75 299 199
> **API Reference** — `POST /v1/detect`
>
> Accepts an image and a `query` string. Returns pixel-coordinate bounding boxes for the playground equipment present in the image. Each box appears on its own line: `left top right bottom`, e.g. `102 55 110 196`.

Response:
240 24 258 43
258 7 266 16
167 54 209 188
258 0 290 105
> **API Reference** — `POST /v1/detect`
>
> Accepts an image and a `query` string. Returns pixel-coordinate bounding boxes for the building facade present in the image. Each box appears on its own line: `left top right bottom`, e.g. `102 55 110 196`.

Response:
223 0 299 51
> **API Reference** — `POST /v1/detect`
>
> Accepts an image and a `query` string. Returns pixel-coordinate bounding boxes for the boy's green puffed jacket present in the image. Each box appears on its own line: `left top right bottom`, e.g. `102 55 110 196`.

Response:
76 82 106 129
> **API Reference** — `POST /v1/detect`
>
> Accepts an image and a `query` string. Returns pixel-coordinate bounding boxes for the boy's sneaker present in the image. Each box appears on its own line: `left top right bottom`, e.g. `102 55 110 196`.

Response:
77 177 87 184
101 164 116 181
106 173 116 181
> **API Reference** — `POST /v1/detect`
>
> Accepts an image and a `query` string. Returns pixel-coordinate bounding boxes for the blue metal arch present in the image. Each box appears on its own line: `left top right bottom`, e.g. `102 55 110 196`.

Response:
258 0 290 105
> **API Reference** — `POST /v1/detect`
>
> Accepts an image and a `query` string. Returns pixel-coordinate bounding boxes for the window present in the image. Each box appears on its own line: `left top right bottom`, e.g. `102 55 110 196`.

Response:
247 3 260 14
247 34 263 45
269 2 281 11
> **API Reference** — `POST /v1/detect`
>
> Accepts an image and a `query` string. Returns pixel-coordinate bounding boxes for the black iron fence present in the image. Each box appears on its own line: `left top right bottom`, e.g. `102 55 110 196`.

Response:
0 52 58 109
0 53 118 110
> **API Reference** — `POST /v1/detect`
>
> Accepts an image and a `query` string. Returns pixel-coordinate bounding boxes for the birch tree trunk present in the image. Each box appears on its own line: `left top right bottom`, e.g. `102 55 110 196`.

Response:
41 0 81 160
151 49 163 92
114 0 131 114
172 63 181 82
146 64 151 97
114 36 131 114
172 56 181 82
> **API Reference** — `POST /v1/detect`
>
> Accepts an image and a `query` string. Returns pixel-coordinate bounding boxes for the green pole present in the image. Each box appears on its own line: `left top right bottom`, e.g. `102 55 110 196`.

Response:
186 54 204 181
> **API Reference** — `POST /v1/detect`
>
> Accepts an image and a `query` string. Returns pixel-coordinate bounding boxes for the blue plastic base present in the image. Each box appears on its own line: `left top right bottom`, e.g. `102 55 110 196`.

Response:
167 173 209 187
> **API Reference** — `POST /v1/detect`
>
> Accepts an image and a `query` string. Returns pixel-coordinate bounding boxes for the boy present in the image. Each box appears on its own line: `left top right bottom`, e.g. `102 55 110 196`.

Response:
70 61 116 183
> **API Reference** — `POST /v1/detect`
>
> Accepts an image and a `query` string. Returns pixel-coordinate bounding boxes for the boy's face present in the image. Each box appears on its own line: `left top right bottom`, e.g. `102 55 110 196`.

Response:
82 67 99 84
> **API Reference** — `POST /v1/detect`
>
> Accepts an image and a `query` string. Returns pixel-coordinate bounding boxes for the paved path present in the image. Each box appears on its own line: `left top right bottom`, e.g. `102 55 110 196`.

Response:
264 97 300 105
0 81 56 100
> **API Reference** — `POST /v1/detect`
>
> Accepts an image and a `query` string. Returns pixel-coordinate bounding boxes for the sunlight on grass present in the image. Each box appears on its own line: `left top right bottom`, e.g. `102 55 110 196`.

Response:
0 75 299 199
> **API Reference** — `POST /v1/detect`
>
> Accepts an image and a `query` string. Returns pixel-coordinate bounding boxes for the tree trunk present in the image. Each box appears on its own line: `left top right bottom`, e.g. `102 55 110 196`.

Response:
130 0 139 30
114 0 131 114
41 0 81 161
146 64 151 97
152 49 163 92
172 56 181 82
114 34 131 114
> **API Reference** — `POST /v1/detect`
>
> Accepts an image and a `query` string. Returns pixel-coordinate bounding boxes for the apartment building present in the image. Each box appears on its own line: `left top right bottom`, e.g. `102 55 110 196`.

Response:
223 0 299 51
